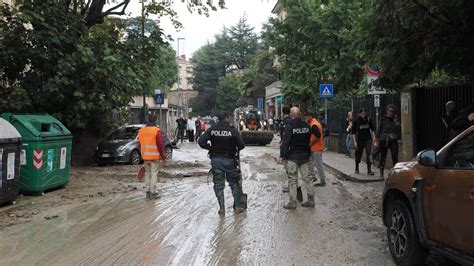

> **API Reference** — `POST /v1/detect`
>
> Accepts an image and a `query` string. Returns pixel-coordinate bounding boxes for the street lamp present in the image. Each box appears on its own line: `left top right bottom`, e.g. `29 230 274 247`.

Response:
176 37 185 116
141 0 147 123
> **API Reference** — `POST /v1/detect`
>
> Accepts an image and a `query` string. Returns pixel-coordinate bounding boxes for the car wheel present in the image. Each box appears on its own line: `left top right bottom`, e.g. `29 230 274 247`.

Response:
387 200 427 265
165 145 173 159
130 150 141 165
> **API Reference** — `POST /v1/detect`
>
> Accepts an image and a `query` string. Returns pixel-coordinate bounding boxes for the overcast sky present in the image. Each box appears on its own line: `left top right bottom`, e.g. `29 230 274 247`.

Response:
120 0 277 58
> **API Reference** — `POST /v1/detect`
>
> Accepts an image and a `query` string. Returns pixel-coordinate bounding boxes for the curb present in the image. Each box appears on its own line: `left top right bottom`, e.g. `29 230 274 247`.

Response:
324 163 385 183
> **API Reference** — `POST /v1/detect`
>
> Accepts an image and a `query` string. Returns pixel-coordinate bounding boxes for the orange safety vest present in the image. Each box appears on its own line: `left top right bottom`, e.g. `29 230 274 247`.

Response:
309 118 324 152
138 126 161 160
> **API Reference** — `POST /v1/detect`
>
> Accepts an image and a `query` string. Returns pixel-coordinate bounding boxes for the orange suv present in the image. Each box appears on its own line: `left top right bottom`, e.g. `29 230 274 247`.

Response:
382 126 474 265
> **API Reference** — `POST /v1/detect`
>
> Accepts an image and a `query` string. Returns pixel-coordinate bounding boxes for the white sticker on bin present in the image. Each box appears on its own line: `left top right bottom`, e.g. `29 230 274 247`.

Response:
60 147 67 169
7 152 15 180
20 149 26 165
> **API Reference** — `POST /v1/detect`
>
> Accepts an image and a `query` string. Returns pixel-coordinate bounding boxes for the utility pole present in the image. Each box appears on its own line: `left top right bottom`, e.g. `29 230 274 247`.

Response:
176 37 185 117
141 0 147 124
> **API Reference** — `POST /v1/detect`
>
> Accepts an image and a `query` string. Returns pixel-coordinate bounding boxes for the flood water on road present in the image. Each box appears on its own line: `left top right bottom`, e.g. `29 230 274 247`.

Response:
0 141 392 265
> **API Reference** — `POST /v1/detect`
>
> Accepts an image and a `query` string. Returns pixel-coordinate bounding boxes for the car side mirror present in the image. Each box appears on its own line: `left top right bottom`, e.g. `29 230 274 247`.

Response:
417 149 437 167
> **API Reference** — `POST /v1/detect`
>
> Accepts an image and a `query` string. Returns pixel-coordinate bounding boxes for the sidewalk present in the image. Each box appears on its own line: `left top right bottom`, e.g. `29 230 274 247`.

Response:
323 151 386 183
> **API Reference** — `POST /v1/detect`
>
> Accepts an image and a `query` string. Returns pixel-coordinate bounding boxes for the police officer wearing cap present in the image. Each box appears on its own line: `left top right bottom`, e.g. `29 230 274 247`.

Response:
199 111 245 215
280 107 314 209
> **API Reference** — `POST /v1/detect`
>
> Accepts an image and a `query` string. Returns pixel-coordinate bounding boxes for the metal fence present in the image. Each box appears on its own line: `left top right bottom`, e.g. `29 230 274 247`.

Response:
414 83 474 152
323 94 401 153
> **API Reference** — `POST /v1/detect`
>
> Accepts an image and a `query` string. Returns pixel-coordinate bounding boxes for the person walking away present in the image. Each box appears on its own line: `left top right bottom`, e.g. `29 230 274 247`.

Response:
376 105 400 178
304 111 327 187
442 101 459 140
187 116 195 142
268 117 274 132
352 108 376 175
280 106 293 193
138 113 166 199
195 116 203 141
280 106 292 138
198 111 246 215
345 111 353 156
450 97 474 138
280 107 314 209
176 115 186 144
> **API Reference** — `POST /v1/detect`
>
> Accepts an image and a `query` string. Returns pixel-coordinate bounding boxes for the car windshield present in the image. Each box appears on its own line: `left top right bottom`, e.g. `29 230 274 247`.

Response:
107 127 139 140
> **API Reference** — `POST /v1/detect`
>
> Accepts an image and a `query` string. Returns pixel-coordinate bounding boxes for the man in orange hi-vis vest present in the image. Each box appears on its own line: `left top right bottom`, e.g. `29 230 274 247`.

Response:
304 111 327 189
138 113 166 199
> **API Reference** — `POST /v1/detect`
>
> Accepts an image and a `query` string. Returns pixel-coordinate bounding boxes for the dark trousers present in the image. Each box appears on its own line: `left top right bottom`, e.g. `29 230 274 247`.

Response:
177 128 185 143
380 140 398 170
196 129 202 139
211 157 242 209
187 130 194 142
355 139 372 168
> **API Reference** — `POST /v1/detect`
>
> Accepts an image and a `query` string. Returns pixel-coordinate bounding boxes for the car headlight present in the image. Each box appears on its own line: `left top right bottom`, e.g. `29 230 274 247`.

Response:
118 145 127 155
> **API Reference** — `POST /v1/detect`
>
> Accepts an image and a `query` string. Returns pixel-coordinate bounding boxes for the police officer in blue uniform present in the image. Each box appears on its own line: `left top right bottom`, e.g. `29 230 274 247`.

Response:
199 111 246 215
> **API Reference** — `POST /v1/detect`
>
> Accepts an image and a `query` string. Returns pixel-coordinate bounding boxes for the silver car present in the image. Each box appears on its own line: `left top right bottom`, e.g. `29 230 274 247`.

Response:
96 124 173 166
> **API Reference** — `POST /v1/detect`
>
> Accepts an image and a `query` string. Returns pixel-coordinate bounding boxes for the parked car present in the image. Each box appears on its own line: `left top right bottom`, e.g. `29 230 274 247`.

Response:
382 125 474 265
96 124 173 166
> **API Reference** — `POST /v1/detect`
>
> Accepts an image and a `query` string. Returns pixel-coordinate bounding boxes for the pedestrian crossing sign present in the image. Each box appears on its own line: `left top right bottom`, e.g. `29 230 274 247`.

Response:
319 84 334 98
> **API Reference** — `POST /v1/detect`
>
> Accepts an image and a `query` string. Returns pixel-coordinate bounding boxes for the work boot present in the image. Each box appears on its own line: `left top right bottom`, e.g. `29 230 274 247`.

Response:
218 209 225 216
367 164 374 176
234 207 244 214
302 195 315 208
283 199 297 209
146 191 151 199
315 179 326 187
150 192 161 199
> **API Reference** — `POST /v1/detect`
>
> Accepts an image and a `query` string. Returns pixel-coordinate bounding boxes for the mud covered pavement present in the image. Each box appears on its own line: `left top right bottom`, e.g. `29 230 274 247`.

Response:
0 141 392 265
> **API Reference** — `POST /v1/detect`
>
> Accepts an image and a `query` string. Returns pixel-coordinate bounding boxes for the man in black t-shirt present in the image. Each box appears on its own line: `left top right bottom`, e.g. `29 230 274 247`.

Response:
352 108 376 175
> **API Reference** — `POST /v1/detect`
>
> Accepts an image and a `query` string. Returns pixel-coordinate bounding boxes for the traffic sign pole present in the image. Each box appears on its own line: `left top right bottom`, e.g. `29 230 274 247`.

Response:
325 98 328 125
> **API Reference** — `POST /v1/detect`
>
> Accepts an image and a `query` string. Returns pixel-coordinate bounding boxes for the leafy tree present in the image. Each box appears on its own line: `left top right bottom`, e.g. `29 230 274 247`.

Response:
190 16 261 112
268 0 368 107
362 0 474 89
216 74 244 113
0 2 176 135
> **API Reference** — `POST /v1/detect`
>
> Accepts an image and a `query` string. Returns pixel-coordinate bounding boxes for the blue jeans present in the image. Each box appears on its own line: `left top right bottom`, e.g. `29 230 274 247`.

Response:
211 157 242 209
346 134 353 151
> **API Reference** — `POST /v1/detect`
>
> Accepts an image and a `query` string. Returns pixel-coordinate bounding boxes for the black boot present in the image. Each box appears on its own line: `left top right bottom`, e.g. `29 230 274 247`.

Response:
367 164 374 175
302 194 315 208
217 197 225 215
355 163 360 174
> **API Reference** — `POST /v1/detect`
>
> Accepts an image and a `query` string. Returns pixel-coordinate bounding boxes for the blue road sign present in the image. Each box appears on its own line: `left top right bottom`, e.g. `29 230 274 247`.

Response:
155 93 164 104
319 84 334 98
257 97 263 110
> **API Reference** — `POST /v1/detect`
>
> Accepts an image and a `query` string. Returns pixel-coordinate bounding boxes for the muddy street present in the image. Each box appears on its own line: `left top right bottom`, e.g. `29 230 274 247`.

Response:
0 141 392 265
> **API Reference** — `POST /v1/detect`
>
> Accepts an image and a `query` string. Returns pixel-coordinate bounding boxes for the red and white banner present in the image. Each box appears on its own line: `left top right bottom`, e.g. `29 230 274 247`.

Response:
33 149 43 170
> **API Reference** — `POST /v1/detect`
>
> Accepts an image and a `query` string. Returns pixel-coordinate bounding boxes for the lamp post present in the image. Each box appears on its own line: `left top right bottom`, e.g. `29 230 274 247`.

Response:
141 0 147 123
176 37 185 116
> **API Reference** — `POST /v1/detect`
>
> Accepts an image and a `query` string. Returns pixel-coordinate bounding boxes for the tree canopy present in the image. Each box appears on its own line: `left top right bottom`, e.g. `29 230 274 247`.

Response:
267 0 474 108
190 16 277 114
0 1 176 134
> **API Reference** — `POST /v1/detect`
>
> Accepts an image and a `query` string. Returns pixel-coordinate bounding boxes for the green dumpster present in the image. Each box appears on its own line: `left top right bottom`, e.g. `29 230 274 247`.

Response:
1 113 73 194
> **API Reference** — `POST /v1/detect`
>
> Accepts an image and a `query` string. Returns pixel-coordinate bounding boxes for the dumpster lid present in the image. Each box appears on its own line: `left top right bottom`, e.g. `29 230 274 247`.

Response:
2 113 71 138
0 118 22 143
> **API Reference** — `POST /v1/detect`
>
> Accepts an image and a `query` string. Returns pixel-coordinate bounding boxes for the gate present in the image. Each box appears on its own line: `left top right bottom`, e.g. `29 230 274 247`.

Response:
414 83 473 152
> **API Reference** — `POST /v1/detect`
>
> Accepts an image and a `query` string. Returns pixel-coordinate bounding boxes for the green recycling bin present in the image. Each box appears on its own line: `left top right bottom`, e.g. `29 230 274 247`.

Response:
1 113 73 194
